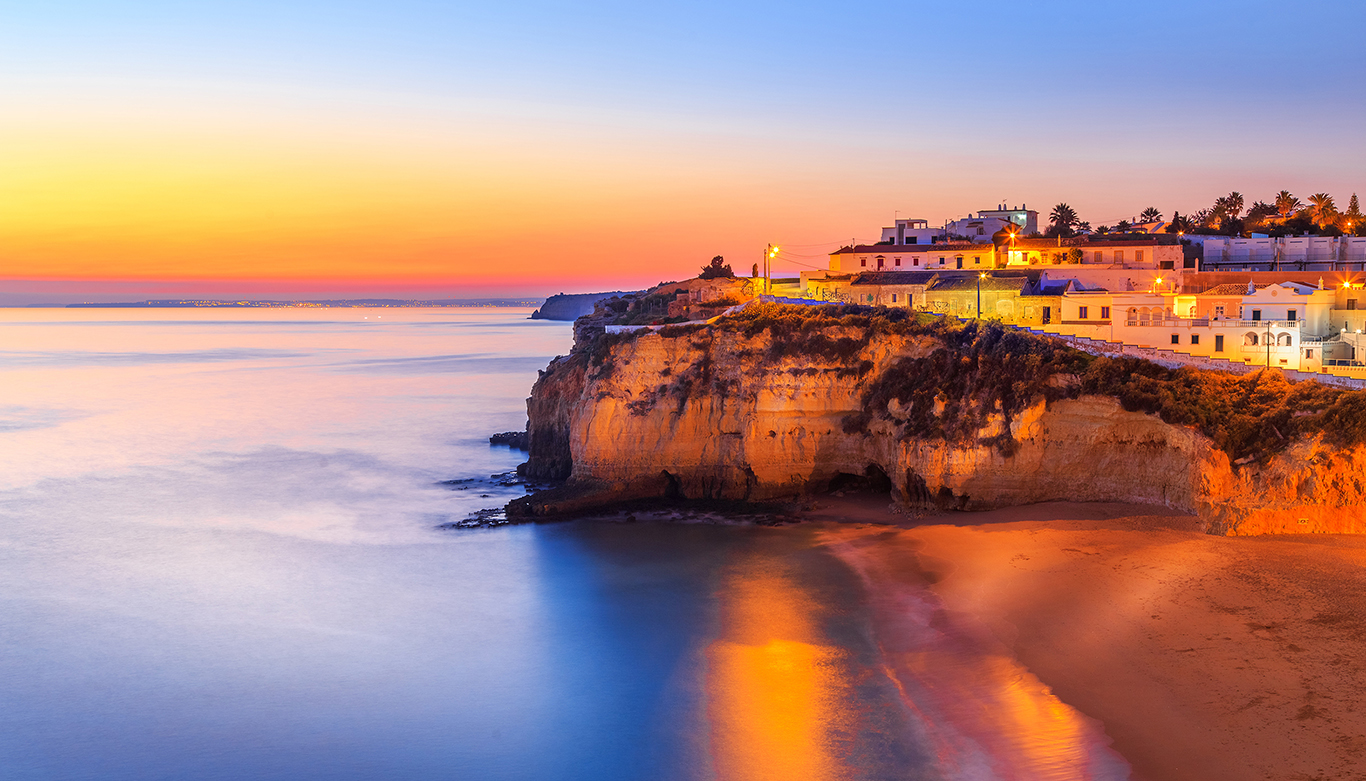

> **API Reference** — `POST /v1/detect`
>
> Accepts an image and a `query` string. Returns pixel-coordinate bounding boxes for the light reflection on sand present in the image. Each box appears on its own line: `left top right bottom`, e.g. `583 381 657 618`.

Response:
704 564 847 781
823 527 1132 781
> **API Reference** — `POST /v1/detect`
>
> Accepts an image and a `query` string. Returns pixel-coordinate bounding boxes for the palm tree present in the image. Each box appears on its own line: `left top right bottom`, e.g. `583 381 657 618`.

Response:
1050 203 1079 230
1115 219 1132 233
1307 193 1337 228
1140 207 1162 223
1275 190 1300 219
1193 208 1214 229
1224 192 1244 220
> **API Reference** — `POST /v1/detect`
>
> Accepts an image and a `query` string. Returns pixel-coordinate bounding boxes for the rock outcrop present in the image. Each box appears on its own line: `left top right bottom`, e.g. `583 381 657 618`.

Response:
530 292 631 321
515 304 1366 535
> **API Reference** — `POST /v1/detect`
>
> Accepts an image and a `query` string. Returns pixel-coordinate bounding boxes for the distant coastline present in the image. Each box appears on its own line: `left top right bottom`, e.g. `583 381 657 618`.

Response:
5 298 544 309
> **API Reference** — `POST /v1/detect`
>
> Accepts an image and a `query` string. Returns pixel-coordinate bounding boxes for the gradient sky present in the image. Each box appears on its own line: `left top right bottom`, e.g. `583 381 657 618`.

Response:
2 1 1364 302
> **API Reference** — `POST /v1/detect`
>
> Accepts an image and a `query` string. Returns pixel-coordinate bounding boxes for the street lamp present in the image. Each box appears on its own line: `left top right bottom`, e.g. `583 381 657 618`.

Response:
977 271 988 318
764 245 780 295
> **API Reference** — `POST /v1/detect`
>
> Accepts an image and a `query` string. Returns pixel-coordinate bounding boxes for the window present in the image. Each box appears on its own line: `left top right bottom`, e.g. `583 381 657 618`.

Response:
1079 306 1089 319
860 258 867 267
1306 349 1314 359
908 237 918 245
1215 334 1224 352
939 257 946 265
1191 334 1200 345
1214 305 1225 319
974 256 981 265
1288 309 1297 322
913 257 919 266
1244 332 1259 346
1115 250 1125 263
1136 250 1145 263
1251 309 1261 321
1348 299 1358 310
1171 334 1180 344
894 258 901 266
1094 251 1104 263
892 294 898 303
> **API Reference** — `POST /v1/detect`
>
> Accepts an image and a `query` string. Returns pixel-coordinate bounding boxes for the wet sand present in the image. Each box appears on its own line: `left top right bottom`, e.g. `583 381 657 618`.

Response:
818 500 1366 781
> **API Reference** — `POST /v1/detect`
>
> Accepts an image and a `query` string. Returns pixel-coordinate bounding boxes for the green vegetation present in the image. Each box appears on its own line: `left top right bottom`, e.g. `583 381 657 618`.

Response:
580 302 1366 462
699 255 735 279
845 316 1361 461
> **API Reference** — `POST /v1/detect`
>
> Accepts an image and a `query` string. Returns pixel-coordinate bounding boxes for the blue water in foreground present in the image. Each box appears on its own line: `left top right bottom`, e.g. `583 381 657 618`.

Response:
0 309 933 780
0 308 1131 780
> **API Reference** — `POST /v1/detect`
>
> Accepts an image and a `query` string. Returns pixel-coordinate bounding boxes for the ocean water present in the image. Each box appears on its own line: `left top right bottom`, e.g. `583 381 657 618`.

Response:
0 307 1128 780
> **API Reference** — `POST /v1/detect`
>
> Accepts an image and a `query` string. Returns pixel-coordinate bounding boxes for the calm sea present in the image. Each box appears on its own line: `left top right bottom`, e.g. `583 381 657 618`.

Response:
0 308 1128 780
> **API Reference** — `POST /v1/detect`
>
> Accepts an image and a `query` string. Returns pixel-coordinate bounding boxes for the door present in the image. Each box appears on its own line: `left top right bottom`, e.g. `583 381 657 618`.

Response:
1042 306 1052 324
956 256 963 269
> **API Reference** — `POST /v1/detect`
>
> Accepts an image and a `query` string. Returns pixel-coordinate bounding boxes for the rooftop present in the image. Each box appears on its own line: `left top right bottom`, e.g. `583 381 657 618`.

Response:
927 276 1031 293
850 271 940 286
835 243 992 254
1198 283 1276 296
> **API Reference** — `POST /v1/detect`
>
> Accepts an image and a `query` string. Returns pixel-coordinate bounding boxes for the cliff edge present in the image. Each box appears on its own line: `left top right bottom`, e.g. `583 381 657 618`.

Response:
530 292 632 321
516 302 1366 535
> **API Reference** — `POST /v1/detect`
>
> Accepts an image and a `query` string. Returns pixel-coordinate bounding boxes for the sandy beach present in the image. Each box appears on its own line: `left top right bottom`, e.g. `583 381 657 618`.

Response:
814 500 1366 780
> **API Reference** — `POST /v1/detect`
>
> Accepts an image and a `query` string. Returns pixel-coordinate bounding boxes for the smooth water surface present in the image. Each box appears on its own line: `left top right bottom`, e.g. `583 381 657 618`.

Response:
0 308 1126 780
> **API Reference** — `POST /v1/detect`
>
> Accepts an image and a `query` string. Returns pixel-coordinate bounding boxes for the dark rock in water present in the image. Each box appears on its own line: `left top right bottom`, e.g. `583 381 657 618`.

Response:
437 508 510 529
529 292 630 321
489 431 529 450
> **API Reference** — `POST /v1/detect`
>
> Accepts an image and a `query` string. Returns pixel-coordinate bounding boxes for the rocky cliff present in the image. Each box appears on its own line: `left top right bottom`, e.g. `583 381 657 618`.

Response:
516 303 1366 535
530 292 631 321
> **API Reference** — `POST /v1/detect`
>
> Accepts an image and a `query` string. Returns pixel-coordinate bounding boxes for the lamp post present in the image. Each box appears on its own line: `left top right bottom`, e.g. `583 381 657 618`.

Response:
977 271 988 318
763 245 780 295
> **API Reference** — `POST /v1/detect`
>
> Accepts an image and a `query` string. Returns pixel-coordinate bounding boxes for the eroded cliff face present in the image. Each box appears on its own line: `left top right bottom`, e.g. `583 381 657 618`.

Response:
519 322 1366 535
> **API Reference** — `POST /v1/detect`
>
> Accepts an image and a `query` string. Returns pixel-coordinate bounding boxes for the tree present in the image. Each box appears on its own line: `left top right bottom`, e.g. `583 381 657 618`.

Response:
699 255 734 279
1066 248 1084 264
1346 194 1363 235
1096 225 1111 234
1140 207 1162 223
1165 212 1194 234
1048 202 1079 237
1076 220 1092 234
1275 190 1300 219
1307 193 1338 228
1116 219 1132 233
1224 192 1244 221
1244 201 1276 226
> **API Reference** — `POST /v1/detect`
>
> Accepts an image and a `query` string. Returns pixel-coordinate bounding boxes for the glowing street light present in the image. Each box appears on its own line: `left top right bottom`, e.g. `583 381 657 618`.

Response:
764 245 780 294
976 271 988 318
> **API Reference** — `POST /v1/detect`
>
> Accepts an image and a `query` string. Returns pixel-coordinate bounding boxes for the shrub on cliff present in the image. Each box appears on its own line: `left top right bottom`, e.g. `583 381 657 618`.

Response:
850 316 1361 462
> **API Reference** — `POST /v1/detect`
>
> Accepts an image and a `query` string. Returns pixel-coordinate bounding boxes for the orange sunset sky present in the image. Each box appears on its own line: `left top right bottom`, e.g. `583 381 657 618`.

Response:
2 1 1363 303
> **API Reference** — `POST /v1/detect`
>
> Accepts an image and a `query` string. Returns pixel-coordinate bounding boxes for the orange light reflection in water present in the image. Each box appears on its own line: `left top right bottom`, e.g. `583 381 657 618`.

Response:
704 565 847 781
825 528 1129 780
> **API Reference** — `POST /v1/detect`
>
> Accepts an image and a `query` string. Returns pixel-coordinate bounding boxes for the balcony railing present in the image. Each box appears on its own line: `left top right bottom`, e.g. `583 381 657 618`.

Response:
1123 318 1299 328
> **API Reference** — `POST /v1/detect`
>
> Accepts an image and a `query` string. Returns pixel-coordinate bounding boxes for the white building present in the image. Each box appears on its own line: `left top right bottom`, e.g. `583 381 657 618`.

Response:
1187 235 1366 271
877 205 1040 246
